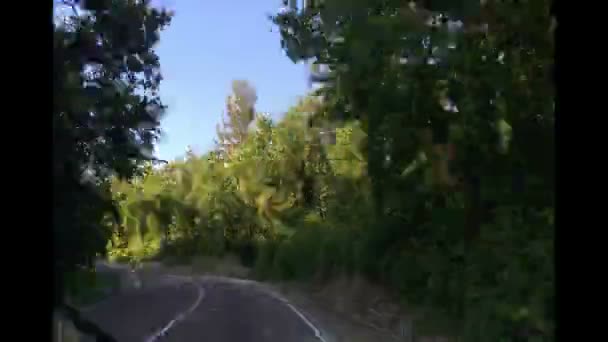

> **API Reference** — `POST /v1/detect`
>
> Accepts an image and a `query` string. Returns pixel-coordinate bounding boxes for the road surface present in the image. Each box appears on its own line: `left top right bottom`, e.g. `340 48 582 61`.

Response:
82 266 323 342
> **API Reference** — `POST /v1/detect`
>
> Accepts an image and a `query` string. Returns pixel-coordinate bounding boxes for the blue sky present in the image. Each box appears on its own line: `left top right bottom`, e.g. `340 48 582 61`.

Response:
153 0 310 161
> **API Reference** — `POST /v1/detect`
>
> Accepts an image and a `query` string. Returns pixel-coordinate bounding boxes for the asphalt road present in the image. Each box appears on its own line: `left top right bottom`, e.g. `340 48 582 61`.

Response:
83 270 321 342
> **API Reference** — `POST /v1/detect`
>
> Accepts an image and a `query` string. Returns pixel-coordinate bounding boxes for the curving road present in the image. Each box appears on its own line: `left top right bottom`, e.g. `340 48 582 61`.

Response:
82 267 323 342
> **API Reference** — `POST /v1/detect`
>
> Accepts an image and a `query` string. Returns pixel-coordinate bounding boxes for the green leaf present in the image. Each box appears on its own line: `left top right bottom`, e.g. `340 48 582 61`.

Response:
83 86 102 99
126 55 144 72
424 0 482 21
139 52 159 66
80 0 110 12
497 118 512 154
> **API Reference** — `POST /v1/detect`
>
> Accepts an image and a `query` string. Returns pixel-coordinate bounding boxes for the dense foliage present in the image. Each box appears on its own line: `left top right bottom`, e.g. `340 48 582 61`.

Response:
53 0 172 323
270 0 554 340
58 0 554 341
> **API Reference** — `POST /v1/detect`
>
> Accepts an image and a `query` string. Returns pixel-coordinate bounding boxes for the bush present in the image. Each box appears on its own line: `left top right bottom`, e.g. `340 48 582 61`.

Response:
273 241 295 279
234 239 257 268
352 218 402 280
283 226 323 280
317 226 353 279
253 238 280 280
197 225 226 257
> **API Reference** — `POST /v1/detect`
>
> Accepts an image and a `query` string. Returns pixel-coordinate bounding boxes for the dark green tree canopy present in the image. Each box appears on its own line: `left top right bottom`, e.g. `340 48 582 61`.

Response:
53 0 173 308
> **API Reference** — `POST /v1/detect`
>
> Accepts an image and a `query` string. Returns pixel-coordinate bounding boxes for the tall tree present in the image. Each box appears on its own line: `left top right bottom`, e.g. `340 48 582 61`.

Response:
216 80 258 160
53 0 172 329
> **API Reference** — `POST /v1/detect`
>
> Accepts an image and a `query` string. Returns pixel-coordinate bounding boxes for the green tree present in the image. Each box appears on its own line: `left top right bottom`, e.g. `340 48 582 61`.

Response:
272 0 554 340
216 80 258 160
53 0 172 324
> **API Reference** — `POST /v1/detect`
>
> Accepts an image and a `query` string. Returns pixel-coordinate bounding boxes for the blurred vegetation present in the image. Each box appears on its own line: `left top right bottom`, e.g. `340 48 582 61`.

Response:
53 0 172 339
54 0 554 341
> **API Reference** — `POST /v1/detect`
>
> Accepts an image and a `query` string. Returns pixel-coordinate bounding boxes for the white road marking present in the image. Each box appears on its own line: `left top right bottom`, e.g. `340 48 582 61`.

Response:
271 294 327 342
284 301 327 342
197 275 328 342
144 276 205 342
